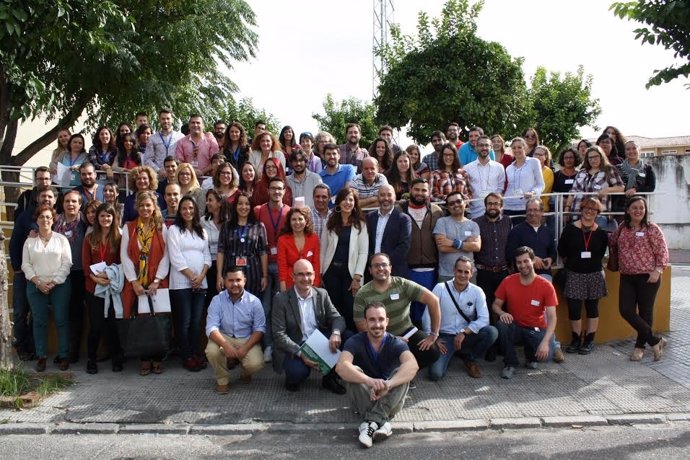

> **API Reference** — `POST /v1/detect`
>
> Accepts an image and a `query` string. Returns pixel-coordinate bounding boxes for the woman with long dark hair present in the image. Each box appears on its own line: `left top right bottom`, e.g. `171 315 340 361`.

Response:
216 192 268 297
249 131 286 176
609 196 669 362
278 125 300 163
135 124 153 156
430 142 468 202
88 126 118 176
368 137 394 173
83 203 123 374
596 133 622 166
168 196 212 372
387 150 417 199
112 132 142 188
320 187 368 332
223 122 250 172
55 134 88 187
405 144 430 180
202 189 229 303
238 162 259 206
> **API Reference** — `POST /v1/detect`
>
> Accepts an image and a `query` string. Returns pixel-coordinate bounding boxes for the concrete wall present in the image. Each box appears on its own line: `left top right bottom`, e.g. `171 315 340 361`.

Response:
649 155 690 249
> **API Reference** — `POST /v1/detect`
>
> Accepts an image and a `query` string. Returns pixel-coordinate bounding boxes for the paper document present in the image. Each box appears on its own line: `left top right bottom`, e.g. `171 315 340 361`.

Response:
90 261 107 275
137 288 171 314
298 329 341 375
55 163 72 187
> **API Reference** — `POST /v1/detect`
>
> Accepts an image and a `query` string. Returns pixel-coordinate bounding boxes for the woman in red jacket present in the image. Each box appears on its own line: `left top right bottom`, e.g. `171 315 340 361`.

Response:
82 203 122 374
277 207 320 291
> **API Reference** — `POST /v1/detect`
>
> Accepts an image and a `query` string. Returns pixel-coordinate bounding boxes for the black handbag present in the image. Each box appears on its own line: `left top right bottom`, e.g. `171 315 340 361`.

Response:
117 293 172 358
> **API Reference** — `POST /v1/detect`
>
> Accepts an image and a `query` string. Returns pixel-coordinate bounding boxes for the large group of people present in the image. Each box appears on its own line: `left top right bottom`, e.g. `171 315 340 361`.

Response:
9 113 670 448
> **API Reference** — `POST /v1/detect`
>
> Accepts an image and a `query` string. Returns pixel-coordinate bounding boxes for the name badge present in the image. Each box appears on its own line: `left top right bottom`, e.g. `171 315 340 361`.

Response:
530 299 540 307
306 250 313 257
635 232 645 237
464 231 472 236
330 196 336 204
64 230 73 237
581 251 592 259
565 179 574 185
235 256 247 266
390 292 400 300
270 247 278 255
639 173 646 178
593 185 602 190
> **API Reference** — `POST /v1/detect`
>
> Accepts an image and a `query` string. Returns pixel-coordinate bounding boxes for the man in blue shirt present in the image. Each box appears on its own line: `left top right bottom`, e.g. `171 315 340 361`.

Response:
205 266 266 394
319 143 356 204
336 302 419 448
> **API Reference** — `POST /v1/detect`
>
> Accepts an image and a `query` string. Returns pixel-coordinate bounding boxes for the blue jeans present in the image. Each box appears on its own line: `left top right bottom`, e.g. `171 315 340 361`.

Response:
261 262 279 348
496 321 554 366
27 279 71 358
283 329 353 385
12 272 34 353
408 269 437 327
170 288 206 360
428 326 498 381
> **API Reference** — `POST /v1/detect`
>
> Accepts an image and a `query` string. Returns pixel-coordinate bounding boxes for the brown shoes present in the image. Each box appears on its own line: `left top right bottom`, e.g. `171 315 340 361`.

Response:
139 360 152 376
239 371 252 384
152 361 164 374
58 358 69 371
36 357 47 372
464 360 482 379
215 383 230 394
553 348 566 363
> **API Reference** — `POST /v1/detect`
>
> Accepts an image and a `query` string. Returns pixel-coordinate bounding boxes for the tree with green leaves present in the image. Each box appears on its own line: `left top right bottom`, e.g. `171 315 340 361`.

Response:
528 66 601 156
219 98 281 138
611 0 690 88
312 94 379 148
374 0 531 144
0 0 258 169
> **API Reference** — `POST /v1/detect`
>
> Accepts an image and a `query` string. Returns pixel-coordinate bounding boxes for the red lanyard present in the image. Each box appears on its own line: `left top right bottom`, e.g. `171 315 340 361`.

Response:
582 228 593 251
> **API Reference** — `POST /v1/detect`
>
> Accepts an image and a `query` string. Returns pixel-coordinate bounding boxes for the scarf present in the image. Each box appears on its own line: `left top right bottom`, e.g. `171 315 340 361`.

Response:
620 159 644 190
136 218 155 287
54 212 82 244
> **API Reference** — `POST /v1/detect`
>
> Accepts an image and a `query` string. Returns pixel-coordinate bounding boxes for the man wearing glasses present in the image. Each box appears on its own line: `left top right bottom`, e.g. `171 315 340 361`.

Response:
433 192 481 282
272 259 347 393
286 150 323 209
353 253 441 370
16 166 53 217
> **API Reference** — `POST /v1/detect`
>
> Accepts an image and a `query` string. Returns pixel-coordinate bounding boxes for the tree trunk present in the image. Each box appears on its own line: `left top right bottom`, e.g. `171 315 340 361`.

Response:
0 234 13 370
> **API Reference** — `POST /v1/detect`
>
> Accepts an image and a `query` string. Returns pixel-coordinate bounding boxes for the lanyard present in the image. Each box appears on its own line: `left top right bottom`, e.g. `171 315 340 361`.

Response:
98 241 108 262
68 153 82 167
159 132 172 155
582 227 594 251
268 206 284 243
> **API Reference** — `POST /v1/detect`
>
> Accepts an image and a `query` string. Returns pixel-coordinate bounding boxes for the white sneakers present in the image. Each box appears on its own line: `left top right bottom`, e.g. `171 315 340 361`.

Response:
358 421 392 447
263 346 272 363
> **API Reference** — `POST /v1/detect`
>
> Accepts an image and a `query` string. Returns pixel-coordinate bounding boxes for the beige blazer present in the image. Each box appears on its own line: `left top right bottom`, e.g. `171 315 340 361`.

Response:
320 223 369 278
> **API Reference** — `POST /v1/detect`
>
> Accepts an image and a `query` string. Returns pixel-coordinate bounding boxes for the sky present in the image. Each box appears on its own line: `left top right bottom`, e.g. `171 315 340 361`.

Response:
229 0 690 141
18 0 690 168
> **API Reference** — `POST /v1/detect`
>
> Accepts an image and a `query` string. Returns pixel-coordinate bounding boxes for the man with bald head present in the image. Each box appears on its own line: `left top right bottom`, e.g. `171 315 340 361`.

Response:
348 156 388 209
366 184 411 279
271 259 349 393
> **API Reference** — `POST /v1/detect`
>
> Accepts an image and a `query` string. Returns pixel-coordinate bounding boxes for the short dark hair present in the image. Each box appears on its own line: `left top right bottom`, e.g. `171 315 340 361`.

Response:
323 142 338 153
364 301 387 319
313 183 331 196
158 109 172 116
135 111 148 119
224 266 246 278
484 192 503 206
79 161 95 172
34 166 50 177
410 178 429 188
558 148 582 167
164 156 178 165
368 252 391 267
469 126 484 135
514 246 535 261
254 120 266 128
378 125 394 135
430 130 446 141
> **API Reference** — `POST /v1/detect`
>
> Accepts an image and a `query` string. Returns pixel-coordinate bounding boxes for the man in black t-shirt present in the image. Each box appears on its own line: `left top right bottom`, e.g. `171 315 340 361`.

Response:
336 302 418 448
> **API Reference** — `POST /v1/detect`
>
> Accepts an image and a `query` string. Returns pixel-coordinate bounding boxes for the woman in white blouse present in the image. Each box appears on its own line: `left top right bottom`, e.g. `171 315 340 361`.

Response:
504 137 545 224
167 196 212 372
22 205 73 372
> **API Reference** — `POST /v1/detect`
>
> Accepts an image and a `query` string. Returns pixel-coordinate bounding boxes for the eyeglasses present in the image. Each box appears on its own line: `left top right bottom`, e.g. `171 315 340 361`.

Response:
582 207 599 213
38 215 53 220
371 263 390 269
447 199 464 206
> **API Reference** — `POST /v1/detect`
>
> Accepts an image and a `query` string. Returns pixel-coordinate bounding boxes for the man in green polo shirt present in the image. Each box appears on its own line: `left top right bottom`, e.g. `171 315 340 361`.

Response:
354 253 441 369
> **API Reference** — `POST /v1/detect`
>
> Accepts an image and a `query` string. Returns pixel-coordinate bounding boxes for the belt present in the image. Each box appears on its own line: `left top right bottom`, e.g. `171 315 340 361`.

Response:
476 264 508 273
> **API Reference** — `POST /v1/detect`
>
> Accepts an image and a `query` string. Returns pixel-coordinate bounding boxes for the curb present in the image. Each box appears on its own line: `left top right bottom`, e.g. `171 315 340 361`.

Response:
1 414 688 436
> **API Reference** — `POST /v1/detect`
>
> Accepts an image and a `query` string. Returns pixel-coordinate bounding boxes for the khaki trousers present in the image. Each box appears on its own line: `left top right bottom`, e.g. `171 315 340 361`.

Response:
205 334 264 385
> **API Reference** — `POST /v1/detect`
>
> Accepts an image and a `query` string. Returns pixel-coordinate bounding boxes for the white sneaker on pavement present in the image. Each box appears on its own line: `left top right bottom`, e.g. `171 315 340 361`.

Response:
263 346 272 363
358 421 378 448
373 421 392 441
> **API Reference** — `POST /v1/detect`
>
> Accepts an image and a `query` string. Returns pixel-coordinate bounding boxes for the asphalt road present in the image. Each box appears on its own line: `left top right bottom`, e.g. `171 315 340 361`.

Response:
1 423 690 459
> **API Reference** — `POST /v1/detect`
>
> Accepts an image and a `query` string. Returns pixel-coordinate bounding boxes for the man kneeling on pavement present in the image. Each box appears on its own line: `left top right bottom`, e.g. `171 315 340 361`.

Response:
205 266 265 394
429 256 498 380
336 302 418 448
492 246 558 379
271 259 349 393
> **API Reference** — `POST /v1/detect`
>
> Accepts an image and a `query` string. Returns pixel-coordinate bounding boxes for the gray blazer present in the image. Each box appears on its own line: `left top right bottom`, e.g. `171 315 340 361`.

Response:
271 287 346 374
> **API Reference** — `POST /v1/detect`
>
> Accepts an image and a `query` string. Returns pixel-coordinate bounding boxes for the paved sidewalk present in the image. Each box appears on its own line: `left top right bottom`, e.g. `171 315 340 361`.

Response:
1 268 689 434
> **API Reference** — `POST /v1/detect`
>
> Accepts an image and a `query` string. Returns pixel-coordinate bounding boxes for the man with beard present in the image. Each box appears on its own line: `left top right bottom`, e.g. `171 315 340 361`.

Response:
73 161 104 208
473 193 512 311
319 143 356 202
492 246 558 379
366 185 411 279
397 178 444 327
421 130 446 172
459 127 495 166
145 109 185 178
338 122 369 172
311 183 332 239
433 192 481 282
286 150 323 209
336 301 418 448
464 135 504 219
446 122 464 150
175 114 220 177
212 120 227 150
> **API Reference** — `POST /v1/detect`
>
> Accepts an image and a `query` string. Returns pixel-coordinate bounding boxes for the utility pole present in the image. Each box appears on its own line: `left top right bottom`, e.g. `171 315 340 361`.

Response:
372 0 395 98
